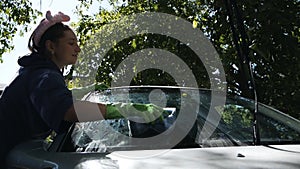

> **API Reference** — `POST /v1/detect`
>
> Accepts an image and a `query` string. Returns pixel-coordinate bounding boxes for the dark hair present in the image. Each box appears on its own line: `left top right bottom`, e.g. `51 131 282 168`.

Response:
28 21 72 58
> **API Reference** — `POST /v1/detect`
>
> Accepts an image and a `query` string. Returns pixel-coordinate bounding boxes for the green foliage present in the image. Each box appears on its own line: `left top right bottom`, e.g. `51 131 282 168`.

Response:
0 0 41 62
74 0 211 88
73 0 299 119
219 104 253 140
243 0 300 119
221 104 253 127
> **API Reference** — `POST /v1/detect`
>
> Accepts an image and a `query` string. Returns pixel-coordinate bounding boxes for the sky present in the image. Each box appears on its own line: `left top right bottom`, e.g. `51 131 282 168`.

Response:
0 0 108 85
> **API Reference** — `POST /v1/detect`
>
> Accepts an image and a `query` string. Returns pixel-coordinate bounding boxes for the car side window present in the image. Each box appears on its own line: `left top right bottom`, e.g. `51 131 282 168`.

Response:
216 103 300 144
258 113 300 143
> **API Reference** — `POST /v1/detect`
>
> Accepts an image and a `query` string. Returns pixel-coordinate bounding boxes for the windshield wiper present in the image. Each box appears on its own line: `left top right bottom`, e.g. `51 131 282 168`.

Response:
224 0 260 145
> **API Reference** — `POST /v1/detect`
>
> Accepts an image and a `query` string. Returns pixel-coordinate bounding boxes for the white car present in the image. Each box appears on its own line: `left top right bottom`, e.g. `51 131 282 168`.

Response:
7 86 300 169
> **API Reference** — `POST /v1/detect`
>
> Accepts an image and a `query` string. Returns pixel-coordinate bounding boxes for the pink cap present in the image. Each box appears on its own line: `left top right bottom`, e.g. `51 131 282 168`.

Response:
33 11 70 47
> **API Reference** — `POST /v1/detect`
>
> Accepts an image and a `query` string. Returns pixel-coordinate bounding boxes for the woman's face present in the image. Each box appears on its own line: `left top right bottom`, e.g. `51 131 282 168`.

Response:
50 30 81 69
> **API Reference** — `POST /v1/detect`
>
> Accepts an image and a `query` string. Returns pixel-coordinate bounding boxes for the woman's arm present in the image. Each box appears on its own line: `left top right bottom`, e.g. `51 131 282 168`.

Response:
64 101 106 122
64 101 168 123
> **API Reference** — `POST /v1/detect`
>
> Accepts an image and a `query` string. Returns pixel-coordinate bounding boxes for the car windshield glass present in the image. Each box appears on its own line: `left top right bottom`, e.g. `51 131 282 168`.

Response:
69 87 300 153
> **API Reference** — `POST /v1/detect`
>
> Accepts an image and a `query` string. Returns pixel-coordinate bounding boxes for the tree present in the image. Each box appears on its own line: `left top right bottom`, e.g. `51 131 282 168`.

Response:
0 0 41 62
73 0 299 119
74 0 212 88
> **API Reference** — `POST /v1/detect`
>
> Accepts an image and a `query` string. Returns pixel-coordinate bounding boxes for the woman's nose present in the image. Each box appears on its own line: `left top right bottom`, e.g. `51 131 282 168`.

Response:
76 44 81 52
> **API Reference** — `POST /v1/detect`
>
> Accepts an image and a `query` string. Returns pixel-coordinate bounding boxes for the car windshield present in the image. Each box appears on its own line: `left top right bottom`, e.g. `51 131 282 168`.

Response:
69 87 300 153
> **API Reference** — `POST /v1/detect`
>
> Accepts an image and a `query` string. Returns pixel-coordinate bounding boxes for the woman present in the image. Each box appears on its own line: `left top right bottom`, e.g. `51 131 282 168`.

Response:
0 11 164 167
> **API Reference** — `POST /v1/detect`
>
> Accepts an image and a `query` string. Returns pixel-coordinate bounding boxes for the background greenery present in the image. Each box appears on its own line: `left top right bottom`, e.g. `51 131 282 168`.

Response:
0 0 299 119
0 0 41 62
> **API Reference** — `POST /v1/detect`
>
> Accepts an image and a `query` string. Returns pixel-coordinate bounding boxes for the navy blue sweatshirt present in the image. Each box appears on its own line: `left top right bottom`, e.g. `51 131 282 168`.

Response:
0 53 73 166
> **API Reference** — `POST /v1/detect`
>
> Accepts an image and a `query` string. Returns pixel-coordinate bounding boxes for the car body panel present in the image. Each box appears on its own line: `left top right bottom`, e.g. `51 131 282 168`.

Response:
8 140 300 169
108 145 300 169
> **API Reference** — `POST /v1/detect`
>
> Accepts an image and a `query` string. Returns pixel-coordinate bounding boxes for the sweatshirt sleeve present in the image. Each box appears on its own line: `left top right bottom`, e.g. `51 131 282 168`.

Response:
29 70 74 133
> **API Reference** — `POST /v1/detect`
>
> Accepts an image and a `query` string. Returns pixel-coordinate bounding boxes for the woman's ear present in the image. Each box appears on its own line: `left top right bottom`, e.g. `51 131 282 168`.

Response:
45 40 55 56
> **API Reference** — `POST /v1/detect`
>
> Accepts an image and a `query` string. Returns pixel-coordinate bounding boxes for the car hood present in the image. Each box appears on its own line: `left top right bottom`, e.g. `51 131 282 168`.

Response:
97 145 300 169
7 140 300 169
